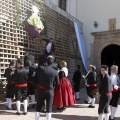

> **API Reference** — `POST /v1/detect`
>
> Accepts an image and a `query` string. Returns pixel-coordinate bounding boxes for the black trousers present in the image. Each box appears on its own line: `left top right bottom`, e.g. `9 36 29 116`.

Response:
6 83 15 98
98 94 112 114
109 91 120 107
36 89 54 112
15 86 27 101
27 83 35 96
87 86 96 98
74 84 80 92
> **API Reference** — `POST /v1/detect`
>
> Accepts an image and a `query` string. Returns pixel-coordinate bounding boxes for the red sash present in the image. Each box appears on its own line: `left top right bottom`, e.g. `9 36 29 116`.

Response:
15 83 27 87
112 85 120 92
89 84 97 87
106 92 112 96
40 86 46 90
39 86 53 90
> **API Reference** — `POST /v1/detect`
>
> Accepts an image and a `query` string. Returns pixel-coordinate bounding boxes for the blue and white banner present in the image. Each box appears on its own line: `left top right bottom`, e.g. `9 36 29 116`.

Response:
74 22 88 72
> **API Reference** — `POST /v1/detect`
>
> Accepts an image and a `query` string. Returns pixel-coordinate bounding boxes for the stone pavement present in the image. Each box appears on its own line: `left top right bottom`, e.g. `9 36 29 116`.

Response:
0 88 120 120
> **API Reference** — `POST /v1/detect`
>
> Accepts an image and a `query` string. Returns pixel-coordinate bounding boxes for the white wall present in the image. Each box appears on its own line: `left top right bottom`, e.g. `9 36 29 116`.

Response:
67 0 77 18
49 0 58 6
76 0 120 64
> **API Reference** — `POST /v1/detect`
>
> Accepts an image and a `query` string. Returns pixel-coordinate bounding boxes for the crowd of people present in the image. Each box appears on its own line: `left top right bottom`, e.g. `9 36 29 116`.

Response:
3 38 120 120
83 65 120 120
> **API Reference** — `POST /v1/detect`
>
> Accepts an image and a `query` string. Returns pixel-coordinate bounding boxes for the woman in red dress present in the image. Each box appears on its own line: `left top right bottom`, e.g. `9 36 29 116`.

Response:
53 61 76 109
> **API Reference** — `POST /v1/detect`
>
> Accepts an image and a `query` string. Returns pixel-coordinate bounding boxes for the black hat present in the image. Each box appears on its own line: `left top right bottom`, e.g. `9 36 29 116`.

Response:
24 53 34 66
47 56 54 65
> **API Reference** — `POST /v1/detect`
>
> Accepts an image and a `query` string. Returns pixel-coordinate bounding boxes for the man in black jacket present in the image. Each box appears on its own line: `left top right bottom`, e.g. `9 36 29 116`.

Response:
73 65 81 100
97 65 112 120
39 38 55 66
24 53 37 109
109 65 120 120
14 58 29 115
4 60 16 110
35 56 59 120
86 65 97 108
42 38 55 55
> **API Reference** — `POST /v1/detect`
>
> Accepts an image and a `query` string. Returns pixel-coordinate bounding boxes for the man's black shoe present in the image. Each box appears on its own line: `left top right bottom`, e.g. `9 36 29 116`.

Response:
84 101 92 104
16 112 21 115
88 105 95 108
23 112 27 115
7 106 15 110
32 104 36 108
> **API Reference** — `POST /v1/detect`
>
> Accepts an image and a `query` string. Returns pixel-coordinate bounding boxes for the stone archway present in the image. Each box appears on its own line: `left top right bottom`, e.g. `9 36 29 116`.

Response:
91 30 120 72
101 44 120 73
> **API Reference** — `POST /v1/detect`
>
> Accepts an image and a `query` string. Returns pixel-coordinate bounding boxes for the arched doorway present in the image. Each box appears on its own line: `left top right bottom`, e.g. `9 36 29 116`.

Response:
101 44 120 73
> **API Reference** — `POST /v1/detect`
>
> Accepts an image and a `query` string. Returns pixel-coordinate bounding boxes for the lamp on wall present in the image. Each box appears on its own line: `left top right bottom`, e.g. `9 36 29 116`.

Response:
94 21 99 28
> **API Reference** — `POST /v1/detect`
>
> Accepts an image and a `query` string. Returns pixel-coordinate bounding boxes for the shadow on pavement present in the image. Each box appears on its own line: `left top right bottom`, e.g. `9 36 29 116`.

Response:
52 114 120 120
52 114 97 120
0 111 16 115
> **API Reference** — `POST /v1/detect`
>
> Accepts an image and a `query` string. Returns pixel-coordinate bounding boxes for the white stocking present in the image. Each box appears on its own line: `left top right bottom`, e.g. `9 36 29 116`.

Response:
23 99 27 113
46 113 52 120
16 101 21 113
35 112 40 120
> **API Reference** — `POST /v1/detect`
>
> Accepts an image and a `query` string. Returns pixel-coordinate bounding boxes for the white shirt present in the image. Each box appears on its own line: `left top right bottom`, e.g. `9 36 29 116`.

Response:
46 43 52 53
60 67 68 77
110 73 118 85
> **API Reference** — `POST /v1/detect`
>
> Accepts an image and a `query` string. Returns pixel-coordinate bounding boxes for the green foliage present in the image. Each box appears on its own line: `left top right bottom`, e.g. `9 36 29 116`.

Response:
12 0 22 26
12 0 47 36
40 20 47 37
33 0 47 36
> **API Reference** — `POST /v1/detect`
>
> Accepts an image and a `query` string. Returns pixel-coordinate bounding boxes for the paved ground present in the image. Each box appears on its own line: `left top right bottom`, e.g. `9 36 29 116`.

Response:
0 88 120 120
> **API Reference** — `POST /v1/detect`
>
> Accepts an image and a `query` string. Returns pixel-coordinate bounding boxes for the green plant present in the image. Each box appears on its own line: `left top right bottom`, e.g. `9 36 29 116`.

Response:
12 0 47 36
12 0 22 26
40 20 47 37
33 0 47 37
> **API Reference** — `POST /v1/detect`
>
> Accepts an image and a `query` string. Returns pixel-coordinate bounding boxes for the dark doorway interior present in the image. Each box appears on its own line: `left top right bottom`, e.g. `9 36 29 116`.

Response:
101 44 120 73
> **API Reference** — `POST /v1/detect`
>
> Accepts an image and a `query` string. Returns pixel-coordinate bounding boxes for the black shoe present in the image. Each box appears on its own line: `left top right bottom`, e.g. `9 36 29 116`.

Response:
23 112 27 115
12 107 16 110
76 98 80 101
41 110 46 113
88 105 95 108
109 116 115 120
7 106 15 110
84 101 91 104
32 104 35 108
57 107 66 110
16 112 21 115
27 106 30 109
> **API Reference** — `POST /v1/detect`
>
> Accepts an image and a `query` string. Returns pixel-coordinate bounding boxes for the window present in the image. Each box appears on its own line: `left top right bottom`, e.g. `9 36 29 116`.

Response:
58 0 67 11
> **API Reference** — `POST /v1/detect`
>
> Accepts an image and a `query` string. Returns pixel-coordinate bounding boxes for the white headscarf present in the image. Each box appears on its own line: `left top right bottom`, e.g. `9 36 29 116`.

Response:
60 67 68 77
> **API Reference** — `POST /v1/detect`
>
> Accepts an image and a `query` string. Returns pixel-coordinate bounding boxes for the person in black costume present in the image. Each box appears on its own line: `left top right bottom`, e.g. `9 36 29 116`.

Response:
42 38 55 55
73 65 81 100
86 65 97 108
4 60 16 110
24 53 37 109
14 58 29 115
39 38 55 66
109 65 120 120
35 56 59 120
97 65 112 120
84 65 93 104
